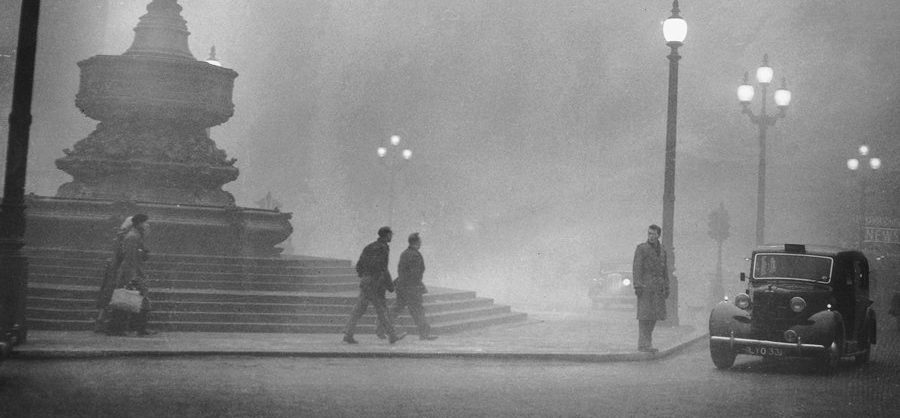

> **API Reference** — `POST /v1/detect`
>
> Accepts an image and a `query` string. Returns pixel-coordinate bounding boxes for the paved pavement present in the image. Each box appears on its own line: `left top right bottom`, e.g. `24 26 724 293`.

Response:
9 309 708 362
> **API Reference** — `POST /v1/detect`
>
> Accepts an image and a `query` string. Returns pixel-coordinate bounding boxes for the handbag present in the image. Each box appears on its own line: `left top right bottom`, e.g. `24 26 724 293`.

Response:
108 288 143 313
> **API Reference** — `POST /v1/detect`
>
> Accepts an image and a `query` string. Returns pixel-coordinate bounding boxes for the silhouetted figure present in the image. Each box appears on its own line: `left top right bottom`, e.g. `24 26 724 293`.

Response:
104 214 156 336
342 226 407 344
376 233 437 340
632 224 669 353
94 216 135 333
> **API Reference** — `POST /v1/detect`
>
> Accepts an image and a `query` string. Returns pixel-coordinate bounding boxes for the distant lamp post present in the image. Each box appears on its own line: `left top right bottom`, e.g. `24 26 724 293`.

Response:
847 145 882 251
738 54 792 246
661 0 686 326
377 135 412 226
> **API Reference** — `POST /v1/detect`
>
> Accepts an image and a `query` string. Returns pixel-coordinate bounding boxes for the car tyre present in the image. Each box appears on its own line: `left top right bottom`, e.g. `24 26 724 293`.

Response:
820 335 843 373
854 317 876 365
710 342 736 369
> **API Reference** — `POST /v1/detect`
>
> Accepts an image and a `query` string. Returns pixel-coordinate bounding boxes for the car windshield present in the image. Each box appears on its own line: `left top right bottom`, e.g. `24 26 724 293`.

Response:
753 253 833 282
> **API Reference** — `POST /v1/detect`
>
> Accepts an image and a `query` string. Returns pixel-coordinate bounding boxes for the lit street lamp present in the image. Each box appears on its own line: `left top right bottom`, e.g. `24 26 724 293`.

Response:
661 0 686 326
847 145 882 251
377 135 412 226
738 54 792 246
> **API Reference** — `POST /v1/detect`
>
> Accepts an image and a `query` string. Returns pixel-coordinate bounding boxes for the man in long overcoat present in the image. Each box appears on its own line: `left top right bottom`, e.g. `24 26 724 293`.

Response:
632 224 670 352
376 233 437 340
342 226 407 344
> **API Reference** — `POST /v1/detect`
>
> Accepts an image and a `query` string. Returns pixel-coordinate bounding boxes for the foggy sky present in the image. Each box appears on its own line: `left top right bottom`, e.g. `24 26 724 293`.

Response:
2 0 899 308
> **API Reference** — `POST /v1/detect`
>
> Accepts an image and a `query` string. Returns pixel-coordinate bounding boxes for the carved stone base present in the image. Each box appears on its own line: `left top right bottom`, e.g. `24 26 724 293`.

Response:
24 195 293 257
56 157 238 206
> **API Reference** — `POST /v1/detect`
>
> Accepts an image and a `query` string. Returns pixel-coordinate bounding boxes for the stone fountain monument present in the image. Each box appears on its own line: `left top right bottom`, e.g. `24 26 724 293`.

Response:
25 0 293 256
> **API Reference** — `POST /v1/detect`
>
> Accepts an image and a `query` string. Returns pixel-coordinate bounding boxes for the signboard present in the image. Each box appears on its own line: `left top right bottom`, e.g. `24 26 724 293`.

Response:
864 227 900 245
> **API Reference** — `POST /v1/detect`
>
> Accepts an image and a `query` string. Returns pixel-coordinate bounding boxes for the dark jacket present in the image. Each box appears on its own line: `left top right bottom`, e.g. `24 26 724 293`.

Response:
396 246 427 295
632 240 669 321
355 238 394 292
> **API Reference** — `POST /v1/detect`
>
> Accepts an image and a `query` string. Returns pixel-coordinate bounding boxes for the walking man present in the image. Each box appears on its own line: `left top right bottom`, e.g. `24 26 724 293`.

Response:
632 224 670 353
105 213 156 336
376 233 438 340
343 226 407 344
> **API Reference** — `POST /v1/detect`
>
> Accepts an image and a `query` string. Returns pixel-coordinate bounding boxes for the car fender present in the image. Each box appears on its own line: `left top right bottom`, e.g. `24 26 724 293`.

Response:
790 310 843 347
708 301 751 338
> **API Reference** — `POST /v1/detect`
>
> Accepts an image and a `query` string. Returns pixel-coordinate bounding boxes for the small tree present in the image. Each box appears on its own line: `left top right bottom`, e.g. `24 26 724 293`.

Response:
707 202 731 305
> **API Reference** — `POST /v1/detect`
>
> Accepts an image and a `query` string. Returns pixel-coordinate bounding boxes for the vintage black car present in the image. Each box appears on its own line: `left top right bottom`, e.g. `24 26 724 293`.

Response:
708 244 876 371
588 264 635 310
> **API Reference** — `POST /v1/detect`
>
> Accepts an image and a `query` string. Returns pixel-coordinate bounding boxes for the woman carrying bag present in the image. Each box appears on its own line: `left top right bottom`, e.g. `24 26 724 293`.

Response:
103 213 157 336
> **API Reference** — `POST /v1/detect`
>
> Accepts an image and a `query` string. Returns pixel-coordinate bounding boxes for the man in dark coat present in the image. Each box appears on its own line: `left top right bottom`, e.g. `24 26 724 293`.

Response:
632 224 670 352
342 226 407 344
376 233 437 340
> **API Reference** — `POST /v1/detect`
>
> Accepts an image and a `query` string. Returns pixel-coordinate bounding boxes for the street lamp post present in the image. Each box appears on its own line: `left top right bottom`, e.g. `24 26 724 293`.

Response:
738 54 792 246
1 0 42 353
661 0 686 326
847 145 882 251
377 135 412 226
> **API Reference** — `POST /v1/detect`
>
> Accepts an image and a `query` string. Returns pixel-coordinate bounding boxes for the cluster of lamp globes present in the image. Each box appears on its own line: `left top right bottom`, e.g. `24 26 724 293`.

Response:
847 145 882 172
377 135 412 161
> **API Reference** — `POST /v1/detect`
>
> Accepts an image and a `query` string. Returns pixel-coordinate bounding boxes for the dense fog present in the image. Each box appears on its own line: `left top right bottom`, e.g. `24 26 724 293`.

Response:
2 0 899 313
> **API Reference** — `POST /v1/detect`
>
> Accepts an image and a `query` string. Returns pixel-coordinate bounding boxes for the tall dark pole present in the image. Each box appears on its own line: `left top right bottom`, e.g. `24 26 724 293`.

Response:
847 146 880 251
1 0 41 348
377 135 411 228
755 83 768 246
739 55 791 247
661 0 685 326
859 175 867 250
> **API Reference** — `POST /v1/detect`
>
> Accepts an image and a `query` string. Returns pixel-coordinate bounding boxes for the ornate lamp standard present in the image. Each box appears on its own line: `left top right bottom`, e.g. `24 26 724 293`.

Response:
661 0 686 326
737 54 792 246
847 145 882 251
377 135 412 226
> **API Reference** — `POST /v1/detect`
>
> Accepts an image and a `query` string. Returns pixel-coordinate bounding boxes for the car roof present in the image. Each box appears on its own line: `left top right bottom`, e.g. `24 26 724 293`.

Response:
753 244 864 259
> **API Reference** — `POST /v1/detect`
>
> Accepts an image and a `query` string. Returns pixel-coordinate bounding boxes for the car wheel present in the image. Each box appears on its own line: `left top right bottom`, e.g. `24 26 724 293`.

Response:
854 342 872 365
855 318 876 365
710 342 736 369
820 339 842 373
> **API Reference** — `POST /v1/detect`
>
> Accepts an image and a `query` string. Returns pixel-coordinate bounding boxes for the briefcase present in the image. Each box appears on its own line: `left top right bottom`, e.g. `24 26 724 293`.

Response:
108 288 143 313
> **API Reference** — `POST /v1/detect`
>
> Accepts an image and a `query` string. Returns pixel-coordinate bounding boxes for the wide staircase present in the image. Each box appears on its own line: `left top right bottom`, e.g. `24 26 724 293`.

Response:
25 247 527 334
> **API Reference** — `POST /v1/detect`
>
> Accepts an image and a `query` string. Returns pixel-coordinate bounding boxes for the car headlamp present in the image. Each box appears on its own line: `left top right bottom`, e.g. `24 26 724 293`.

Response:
789 297 806 313
783 329 798 343
735 293 751 310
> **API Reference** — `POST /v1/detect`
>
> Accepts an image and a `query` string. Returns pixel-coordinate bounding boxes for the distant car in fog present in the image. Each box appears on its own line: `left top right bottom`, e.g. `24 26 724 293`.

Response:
588 264 635 310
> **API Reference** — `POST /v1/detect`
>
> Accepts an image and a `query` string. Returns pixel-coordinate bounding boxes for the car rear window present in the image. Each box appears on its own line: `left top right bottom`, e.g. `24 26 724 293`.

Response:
753 253 833 282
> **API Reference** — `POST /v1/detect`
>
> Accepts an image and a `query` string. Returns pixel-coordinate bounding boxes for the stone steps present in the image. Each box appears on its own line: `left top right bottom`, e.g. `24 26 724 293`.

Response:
26 312 527 334
30 273 360 293
25 247 527 334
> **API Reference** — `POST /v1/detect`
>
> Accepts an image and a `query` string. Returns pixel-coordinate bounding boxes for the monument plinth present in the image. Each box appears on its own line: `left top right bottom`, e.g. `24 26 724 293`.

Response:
26 0 292 256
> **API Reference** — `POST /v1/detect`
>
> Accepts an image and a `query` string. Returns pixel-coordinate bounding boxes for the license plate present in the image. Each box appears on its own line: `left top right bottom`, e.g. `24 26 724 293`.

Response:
742 346 784 357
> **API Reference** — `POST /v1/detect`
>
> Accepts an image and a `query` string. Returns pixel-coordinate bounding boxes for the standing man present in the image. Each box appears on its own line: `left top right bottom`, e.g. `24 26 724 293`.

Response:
377 233 438 340
343 226 407 344
632 224 670 353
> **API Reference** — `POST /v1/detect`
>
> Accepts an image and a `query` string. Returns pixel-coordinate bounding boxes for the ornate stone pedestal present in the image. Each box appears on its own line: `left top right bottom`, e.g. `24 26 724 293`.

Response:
27 0 293 256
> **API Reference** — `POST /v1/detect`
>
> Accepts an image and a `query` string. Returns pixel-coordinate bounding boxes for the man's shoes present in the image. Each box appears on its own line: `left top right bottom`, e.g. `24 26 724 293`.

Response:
638 347 659 353
376 333 387 340
389 332 407 344
342 335 358 344
420 335 438 341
